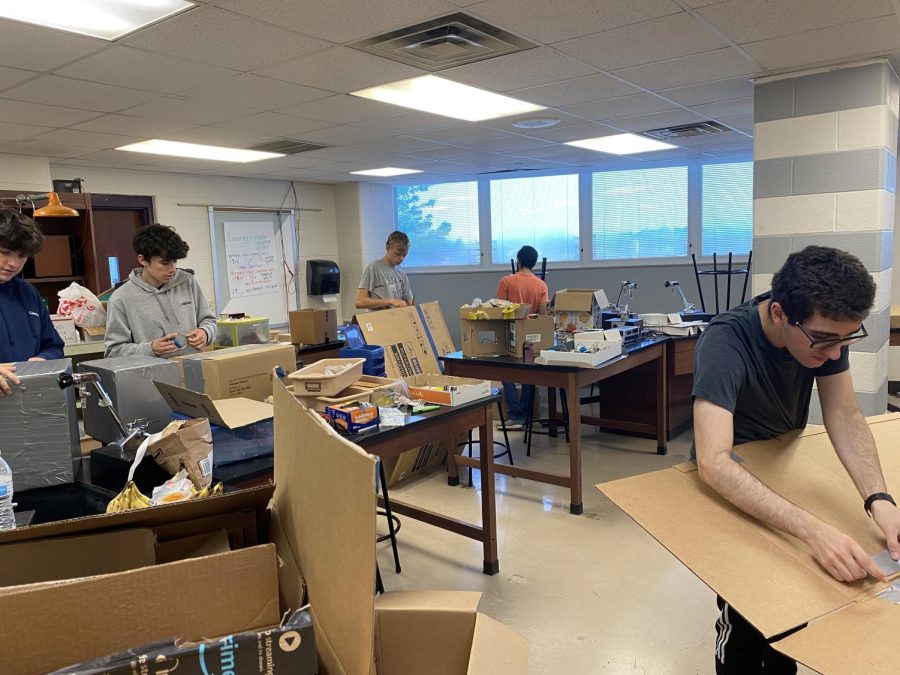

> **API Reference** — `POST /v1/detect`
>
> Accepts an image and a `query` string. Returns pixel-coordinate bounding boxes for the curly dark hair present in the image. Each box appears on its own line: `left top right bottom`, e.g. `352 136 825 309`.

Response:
133 223 189 261
771 245 875 323
0 209 43 256
516 245 538 270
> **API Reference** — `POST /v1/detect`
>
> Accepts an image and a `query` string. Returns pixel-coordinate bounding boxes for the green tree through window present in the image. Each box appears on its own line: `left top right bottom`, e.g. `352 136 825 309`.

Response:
394 182 480 267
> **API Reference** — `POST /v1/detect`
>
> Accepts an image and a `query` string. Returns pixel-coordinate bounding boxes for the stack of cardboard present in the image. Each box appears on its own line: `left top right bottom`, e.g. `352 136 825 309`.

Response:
459 303 555 358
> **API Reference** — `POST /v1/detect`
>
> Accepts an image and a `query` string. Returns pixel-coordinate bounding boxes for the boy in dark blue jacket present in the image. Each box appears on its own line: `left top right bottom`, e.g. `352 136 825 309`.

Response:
0 208 64 396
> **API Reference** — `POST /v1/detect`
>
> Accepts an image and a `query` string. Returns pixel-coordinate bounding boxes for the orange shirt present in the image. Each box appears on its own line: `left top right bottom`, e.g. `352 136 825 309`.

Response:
496 272 549 314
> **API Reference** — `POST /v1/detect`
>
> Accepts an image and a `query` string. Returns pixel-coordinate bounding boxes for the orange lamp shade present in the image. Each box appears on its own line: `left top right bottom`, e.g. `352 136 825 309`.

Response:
34 192 79 217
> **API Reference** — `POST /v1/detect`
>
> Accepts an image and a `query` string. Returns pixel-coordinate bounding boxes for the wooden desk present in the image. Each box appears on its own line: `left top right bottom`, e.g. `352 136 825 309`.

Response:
441 337 668 515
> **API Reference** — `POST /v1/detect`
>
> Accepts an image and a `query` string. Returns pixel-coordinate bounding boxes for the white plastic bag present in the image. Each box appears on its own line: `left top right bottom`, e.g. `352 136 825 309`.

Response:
57 282 107 327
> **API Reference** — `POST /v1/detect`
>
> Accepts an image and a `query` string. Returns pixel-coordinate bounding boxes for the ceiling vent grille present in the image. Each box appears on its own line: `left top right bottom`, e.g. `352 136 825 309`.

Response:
348 13 537 70
248 139 329 154
641 121 730 140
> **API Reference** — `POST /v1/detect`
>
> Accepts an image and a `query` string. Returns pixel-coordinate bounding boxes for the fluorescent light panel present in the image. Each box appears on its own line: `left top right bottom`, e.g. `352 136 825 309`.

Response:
1 0 195 41
351 75 545 122
565 133 677 155
116 139 283 163
350 167 423 177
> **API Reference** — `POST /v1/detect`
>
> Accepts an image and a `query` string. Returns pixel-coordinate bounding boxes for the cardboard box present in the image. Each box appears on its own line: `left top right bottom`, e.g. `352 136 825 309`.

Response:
508 316 555 355
153 380 275 466
289 308 337 345
461 319 508 357
551 288 609 332
459 304 530 320
597 416 900 674
178 344 295 401
79 355 181 443
0 383 527 675
353 301 455 379
0 359 79 492
406 373 492 407
325 401 379 433
384 437 454 487
50 314 80 345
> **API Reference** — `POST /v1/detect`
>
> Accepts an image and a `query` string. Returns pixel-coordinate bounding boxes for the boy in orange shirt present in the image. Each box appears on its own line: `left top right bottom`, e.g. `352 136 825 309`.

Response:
496 246 549 429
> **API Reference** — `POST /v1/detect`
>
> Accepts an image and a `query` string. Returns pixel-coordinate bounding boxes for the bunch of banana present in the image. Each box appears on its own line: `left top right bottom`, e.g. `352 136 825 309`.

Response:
106 481 152 513
190 482 225 499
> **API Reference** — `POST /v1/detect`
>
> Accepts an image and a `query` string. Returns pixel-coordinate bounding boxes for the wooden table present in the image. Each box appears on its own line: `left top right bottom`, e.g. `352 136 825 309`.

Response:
441 337 668 515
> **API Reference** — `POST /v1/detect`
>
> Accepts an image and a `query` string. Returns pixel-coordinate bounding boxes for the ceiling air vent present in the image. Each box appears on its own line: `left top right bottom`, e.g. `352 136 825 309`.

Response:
348 13 537 70
641 121 730 141
248 139 329 154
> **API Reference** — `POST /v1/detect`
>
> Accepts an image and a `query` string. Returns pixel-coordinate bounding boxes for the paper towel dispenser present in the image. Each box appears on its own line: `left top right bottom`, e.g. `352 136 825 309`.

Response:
307 259 340 295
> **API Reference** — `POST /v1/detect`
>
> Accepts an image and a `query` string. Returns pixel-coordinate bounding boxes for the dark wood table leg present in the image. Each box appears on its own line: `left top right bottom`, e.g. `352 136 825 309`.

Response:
479 405 499 574
447 432 461 486
656 345 668 455
567 373 583 514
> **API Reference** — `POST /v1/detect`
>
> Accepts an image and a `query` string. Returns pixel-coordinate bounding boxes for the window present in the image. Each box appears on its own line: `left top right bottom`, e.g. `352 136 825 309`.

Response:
394 181 480 267
490 174 579 264
592 166 688 260
702 162 753 255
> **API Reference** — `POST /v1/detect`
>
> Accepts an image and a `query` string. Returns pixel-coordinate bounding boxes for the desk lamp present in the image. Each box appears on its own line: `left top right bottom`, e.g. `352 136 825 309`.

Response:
15 191 79 217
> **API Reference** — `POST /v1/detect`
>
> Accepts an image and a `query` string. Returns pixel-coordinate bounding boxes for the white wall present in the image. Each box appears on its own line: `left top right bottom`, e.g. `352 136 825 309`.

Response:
47 165 339 319
0 153 52 193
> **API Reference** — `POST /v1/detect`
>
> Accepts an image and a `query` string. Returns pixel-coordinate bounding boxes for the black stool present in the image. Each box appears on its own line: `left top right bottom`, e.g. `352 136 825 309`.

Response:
523 386 569 457
460 396 513 486
376 459 401 574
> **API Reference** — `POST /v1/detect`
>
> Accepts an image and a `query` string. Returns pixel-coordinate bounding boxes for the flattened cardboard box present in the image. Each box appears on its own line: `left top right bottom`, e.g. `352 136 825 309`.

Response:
597 416 900 674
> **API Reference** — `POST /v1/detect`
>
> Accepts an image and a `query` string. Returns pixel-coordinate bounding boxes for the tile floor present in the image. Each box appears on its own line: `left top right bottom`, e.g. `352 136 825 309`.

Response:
380 411 816 674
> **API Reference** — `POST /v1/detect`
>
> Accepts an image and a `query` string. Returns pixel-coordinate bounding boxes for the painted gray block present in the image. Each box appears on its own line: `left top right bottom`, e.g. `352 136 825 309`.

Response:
793 149 894 196
752 235 792 274
754 78 794 123
887 150 896 194
850 307 888 354
792 231 891 272
754 157 793 199
856 378 888 416
794 63 890 118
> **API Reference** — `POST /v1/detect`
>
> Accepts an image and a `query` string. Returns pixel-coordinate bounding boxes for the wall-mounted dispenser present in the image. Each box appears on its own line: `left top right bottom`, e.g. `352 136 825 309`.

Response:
307 259 340 296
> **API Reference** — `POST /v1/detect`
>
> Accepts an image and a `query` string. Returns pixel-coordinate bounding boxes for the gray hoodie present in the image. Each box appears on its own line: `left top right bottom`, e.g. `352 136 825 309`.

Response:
104 268 217 358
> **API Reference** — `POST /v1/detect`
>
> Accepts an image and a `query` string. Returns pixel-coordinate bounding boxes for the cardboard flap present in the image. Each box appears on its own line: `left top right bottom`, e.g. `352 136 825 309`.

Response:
154 380 273 429
773 599 900 673
0 528 156 587
0 545 281 675
374 591 479 675
552 289 599 311
467 613 529 674
273 380 377 675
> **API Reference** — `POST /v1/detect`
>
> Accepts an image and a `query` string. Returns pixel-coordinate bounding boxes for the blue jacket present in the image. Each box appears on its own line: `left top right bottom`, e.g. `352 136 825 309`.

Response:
0 277 64 362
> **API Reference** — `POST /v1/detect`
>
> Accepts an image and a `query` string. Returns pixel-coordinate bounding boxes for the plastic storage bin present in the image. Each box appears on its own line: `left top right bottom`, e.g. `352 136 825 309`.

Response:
338 324 385 377
288 358 365 397
299 374 399 412
215 316 270 347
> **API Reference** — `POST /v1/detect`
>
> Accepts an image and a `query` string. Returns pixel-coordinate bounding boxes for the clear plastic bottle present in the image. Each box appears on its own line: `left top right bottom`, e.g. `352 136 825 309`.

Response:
0 452 15 531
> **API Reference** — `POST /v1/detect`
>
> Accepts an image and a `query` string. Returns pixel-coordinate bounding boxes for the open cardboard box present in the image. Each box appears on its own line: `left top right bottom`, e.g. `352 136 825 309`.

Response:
153 379 274 429
597 415 900 673
0 378 527 674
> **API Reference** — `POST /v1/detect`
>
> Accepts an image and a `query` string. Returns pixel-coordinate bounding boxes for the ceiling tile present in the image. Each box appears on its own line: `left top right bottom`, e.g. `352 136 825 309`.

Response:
556 12 727 71
675 129 748 146
293 125 389 145
122 6 332 71
217 0 451 44
121 95 258 125
255 153 337 168
218 112 332 136
441 48 597 92
71 114 195 137
184 74 332 112
604 108 708 133
466 0 681 43
55 46 237 94
691 97 753 119
465 135 555 152
1 76 160 112
0 67 39 93
0 140 97 158
0 20 106 71
34 128 142 149
477 110 588 132
253 47 423 93
718 113 754 132
412 124 512 145
275 95 399 124
0 99 101 128
683 0 728 7
698 0 893 44
161 126 278 147
612 48 758 90
0 121 51 142
292 146 384 162
657 77 753 106
508 74 643 107
353 111 459 134
351 136 448 154
528 122 619 143
54 150 155 168
563 93 678 121
401 146 479 161
742 16 900 71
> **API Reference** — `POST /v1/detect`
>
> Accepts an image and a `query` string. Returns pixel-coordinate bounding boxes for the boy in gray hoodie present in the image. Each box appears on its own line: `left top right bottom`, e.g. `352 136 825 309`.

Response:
105 224 217 358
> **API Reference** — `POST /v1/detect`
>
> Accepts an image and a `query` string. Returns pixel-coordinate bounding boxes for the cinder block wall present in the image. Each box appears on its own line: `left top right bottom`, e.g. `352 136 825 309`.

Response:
752 61 898 419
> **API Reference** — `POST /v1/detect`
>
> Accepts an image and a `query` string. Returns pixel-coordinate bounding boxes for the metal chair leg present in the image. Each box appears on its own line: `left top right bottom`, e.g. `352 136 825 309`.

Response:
377 460 401 574
375 561 384 595
495 400 513 465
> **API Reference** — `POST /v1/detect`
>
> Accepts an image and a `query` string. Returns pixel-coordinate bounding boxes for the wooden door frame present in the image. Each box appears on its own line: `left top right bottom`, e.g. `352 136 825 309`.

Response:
89 194 155 224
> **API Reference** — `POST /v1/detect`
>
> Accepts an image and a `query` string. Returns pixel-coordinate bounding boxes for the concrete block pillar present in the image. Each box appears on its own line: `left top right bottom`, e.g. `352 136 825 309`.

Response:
752 60 898 418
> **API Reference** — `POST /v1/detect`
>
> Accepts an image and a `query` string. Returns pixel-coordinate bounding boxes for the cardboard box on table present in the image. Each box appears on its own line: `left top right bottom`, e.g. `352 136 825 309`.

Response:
354 302 461 485
0 380 527 675
460 314 554 358
176 343 295 401
0 359 79 492
597 415 900 674
289 308 337 345
550 289 609 332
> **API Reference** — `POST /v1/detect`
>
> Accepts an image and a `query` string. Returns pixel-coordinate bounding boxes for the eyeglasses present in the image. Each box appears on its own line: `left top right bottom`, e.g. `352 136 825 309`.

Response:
792 320 868 351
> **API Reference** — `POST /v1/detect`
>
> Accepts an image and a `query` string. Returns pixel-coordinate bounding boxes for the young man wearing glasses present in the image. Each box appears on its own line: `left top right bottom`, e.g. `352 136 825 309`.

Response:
692 245 900 674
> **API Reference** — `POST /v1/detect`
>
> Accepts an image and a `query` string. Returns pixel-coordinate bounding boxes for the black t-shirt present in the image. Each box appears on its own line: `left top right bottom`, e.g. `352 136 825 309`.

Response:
692 293 849 446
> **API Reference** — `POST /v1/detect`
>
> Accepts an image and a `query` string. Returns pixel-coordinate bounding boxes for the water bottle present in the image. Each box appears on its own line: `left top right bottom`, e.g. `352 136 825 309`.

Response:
0 452 15 531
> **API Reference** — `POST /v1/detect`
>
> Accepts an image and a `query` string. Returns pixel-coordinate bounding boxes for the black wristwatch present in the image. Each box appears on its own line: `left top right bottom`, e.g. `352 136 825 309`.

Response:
864 492 896 517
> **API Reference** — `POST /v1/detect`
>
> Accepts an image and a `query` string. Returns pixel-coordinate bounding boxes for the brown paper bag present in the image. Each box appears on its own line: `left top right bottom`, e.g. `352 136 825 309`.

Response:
147 418 214 489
